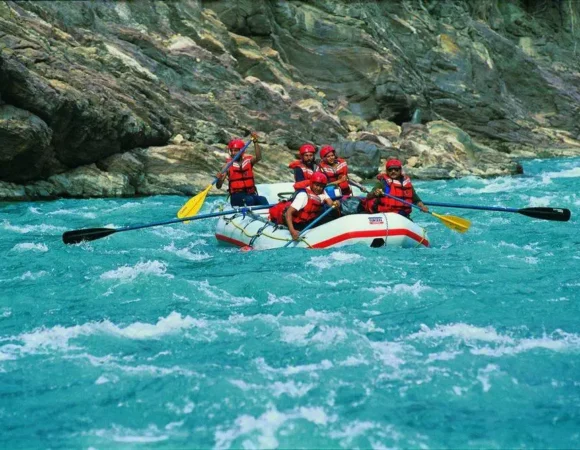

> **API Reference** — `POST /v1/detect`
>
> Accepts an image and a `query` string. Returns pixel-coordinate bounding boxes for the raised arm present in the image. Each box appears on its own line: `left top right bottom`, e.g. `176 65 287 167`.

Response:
215 172 227 190
250 132 262 164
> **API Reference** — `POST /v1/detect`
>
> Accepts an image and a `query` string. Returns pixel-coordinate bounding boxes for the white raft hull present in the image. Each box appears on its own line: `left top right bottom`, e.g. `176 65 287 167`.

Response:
215 211 429 250
214 182 429 250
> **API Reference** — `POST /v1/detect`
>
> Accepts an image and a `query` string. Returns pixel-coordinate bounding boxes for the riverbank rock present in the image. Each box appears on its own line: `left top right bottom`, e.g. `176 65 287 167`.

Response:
1 1 580 200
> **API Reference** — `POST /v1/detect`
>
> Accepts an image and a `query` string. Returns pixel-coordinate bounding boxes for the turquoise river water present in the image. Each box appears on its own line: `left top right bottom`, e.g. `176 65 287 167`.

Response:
1 157 579 449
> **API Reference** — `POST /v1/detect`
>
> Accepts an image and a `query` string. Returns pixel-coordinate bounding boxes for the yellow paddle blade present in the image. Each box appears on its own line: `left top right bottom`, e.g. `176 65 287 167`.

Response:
432 212 471 233
177 184 211 219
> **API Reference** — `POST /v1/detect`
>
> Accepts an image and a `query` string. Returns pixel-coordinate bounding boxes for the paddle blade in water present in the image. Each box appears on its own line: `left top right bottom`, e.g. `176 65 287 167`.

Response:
177 185 211 219
518 207 571 222
432 213 471 233
62 227 117 245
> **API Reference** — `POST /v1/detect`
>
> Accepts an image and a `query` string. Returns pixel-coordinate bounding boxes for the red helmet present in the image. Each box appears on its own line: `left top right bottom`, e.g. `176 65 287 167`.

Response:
299 143 316 156
310 172 328 186
227 139 245 150
320 145 335 159
386 158 402 169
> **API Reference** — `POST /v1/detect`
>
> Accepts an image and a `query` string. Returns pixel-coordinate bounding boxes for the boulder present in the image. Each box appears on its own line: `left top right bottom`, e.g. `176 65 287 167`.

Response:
0 105 52 182
333 141 382 179
398 120 519 179
47 164 133 197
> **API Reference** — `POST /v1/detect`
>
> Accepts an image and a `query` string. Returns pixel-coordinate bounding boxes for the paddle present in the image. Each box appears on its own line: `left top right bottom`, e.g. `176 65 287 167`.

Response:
62 204 274 245
348 179 370 194
422 201 571 222
383 193 471 233
283 205 337 248
349 180 470 233
176 139 252 219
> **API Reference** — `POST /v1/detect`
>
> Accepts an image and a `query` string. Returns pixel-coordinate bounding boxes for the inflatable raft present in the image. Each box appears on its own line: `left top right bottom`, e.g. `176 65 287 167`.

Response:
214 183 430 250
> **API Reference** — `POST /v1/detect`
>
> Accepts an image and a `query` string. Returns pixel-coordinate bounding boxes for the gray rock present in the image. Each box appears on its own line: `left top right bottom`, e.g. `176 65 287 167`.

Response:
47 165 133 197
1 1 580 199
0 105 52 182
333 141 382 179
0 180 27 200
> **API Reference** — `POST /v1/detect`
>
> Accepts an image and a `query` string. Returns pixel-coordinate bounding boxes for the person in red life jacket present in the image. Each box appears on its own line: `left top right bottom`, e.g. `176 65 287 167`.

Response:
289 143 318 191
317 145 352 196
285 172 340 241
363 158 428 218
216 132 269 207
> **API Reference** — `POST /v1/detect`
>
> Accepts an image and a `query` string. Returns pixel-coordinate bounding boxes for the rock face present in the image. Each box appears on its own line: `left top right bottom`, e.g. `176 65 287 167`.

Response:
0 0 579 199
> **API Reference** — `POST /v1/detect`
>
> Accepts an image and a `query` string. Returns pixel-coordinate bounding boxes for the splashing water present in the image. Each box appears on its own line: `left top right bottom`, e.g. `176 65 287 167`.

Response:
1 158 579 448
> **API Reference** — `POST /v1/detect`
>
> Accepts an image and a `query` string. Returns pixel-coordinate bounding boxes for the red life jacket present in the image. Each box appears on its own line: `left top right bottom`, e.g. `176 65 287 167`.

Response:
292 187 324 223
360 197 375 214
268 200 291 225
289 160 316 191
372 174 414 215
227 155 256 194
318 158 351 195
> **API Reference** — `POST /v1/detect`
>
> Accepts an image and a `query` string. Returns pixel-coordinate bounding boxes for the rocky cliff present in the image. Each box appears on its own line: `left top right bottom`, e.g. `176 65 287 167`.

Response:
1 0 579 200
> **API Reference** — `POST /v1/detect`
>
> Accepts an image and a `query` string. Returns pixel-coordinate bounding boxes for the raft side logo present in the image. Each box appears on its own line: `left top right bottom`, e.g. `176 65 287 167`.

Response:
368 217 384 225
